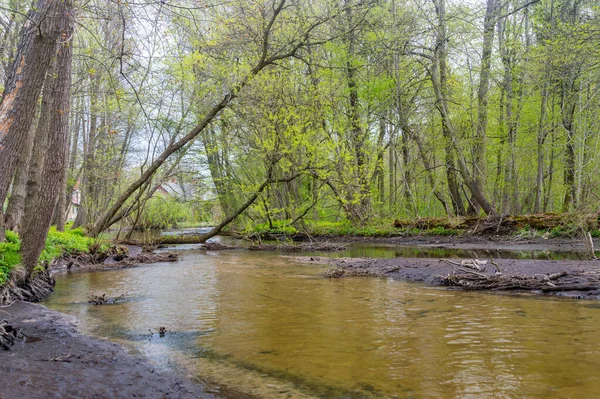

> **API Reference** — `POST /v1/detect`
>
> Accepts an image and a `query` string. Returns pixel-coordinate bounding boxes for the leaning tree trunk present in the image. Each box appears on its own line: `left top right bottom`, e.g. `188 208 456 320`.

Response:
20 8 74 276
0 0 67 241
20 77 54 233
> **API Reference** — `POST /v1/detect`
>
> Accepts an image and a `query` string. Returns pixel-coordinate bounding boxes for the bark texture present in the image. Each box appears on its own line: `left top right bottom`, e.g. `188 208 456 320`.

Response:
20 5 74 274
0 0 67 241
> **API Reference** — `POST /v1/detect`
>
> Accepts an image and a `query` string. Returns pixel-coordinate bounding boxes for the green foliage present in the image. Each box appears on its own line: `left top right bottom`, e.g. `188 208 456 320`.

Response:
0 228 96 285
40 227 93 264
251 220 297 236
548 226 577 238
0 240 21 285
138 197 190 230
5 230 19 245
304 221 397 237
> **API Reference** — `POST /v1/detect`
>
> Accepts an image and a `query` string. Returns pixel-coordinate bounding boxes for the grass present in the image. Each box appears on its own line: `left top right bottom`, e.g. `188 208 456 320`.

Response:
248 220 463 238
0 227 96 285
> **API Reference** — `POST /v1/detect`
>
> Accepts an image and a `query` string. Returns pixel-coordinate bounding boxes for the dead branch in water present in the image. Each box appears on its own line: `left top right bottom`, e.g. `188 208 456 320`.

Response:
442 270 599 293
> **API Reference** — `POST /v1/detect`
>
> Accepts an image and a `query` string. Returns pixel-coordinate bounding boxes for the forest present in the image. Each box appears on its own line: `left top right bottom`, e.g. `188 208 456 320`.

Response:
3 1 600 398
1 0 600 285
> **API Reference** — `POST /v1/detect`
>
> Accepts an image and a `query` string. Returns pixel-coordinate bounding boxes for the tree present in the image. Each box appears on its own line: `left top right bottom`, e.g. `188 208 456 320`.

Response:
0 0 70 241
19 0 74 275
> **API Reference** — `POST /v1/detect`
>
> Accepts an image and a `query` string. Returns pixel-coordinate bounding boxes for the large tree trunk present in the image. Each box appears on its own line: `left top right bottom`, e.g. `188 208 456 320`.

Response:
20 8 74 275
0 0 66 241
21 78 54 233
4 120 37 231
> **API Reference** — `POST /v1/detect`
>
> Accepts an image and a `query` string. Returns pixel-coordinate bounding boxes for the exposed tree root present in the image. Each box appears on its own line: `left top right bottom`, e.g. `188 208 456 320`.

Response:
0 319 25 350
0 268 55 304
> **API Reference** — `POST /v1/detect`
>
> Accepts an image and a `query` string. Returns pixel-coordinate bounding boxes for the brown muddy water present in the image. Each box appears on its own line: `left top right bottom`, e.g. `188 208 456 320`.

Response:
44 249 600 399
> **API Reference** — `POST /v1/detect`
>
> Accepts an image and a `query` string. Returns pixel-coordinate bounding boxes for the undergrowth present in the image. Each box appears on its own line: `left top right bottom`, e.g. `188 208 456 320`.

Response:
0 227 96 285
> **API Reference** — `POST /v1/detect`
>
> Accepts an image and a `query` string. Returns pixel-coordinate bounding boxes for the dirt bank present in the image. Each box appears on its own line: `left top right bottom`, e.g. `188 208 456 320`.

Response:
0 301 249 399
300 256 600 299
312 234 599 254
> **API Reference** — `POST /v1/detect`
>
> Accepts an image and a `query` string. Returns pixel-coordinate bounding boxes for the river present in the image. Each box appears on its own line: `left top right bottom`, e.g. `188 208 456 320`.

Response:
43 245 600 398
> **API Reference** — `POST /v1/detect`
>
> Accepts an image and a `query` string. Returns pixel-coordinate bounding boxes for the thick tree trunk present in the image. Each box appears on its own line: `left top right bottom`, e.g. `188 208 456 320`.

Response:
0 0 66 241
21 79 54 232
20 8 74 275
4 120 37 231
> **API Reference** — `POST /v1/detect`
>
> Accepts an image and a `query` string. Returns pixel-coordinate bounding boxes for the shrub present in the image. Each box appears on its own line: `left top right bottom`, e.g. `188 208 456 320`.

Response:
138 197 190 229
252 220 297 235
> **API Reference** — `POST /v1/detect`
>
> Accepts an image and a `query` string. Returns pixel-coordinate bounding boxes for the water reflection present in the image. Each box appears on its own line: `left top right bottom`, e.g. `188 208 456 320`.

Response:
45 250 600 398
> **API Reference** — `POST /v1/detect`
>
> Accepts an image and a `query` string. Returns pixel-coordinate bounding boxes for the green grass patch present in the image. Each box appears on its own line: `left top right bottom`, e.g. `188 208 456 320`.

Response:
301 220 462 237
0 240 21 285
40 226 93 264
0 227 96 285
250 220 298 236
301 220 398 237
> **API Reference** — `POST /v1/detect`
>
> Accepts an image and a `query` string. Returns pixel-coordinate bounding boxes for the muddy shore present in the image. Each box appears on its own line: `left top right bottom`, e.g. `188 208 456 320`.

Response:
300 255 600 299
0 301 251 399
311 234 600 254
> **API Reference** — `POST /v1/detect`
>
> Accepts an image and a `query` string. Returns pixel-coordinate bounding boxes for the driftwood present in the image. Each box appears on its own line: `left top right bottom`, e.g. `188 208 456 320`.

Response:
88 292 127 305
0 319 24 350
441 269 600 293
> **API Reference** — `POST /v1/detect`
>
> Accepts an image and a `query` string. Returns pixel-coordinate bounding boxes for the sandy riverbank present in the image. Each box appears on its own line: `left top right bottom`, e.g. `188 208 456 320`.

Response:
0 301 250 399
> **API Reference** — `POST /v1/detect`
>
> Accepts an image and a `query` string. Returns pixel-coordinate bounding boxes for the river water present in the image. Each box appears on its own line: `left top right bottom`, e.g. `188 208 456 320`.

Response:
44 246 600 399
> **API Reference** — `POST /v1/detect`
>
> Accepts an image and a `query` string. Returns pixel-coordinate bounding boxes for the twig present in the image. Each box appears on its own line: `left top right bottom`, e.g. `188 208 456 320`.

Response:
0 300 16 308
489 257 501 273
441 259 461 266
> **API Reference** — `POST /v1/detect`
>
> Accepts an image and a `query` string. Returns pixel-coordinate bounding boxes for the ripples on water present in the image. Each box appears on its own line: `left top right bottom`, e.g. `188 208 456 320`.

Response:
45 249 600 399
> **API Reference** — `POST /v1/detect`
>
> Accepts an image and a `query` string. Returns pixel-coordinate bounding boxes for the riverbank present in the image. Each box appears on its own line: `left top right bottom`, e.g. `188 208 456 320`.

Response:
302 255 600 299
0 301 248 399
310 234 600 254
